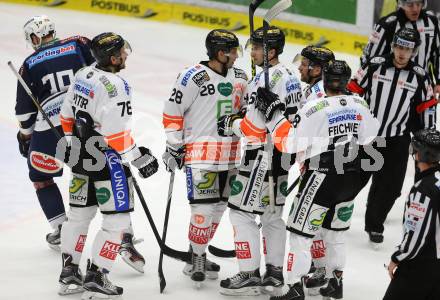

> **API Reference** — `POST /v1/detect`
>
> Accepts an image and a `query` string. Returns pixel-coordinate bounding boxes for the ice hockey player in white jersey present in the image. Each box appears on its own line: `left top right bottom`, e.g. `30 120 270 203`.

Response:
217 26 302 296
58 33 158 298
162 29 248 287
254 60 379 300
298 45 347 295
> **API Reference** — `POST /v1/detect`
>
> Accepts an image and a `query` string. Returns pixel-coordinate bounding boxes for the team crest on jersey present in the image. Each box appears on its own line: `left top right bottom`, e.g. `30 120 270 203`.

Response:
192 70 210 87
234 68 248 80
26 42 77 69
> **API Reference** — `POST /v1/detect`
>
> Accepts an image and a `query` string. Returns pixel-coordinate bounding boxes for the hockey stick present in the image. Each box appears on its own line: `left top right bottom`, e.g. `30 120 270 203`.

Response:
8 61 62 140
8 61 190 263
249 0 266 79
132 175 191 262
208 0 294 258
158 172 175 293
209 175 299 258
263 0 292 213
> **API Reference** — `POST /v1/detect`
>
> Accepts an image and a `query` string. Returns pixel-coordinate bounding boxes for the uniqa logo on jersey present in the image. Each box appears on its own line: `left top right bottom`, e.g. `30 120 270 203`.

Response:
105 150 130 211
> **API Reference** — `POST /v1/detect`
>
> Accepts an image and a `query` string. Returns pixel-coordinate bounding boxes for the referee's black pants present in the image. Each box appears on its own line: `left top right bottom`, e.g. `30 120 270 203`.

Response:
362 134 410 234
383 260 440 300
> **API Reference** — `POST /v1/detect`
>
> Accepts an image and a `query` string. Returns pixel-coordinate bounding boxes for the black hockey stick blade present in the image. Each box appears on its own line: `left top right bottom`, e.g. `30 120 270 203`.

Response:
132 176 190 262
158 173 175 293
208 245 236 258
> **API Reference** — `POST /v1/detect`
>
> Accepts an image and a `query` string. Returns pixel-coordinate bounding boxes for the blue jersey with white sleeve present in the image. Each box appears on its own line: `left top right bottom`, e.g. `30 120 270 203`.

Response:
15 35 94 135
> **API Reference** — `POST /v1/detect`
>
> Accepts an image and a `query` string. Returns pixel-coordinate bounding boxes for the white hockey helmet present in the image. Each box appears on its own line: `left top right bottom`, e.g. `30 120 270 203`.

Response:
397 0 427 9
23 15 56 50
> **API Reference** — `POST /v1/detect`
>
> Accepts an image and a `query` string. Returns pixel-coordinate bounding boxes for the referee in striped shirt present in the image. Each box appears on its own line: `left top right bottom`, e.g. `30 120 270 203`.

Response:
362 0 440 96
347 27 438 244
383 128 440 300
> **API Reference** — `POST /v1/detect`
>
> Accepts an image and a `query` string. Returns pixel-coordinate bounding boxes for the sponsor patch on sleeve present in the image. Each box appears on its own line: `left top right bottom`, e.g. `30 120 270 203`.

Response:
192 70 210 87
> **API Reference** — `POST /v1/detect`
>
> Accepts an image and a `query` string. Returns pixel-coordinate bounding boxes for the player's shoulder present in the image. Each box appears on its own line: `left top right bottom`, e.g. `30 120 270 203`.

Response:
368 55 387 65
409 61 427 78
377 11 398 27
423 10 439 23
87 67 124 99
232 67 248 81
59 35 91 46
177 63 208 88
302 97 331 118
347 94 370 109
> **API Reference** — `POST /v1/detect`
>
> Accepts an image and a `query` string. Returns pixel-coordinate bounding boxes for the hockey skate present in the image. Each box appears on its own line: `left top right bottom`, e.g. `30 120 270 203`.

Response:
183 246 220 280
46 224 62 251
118 233 145 273
319 270 343 300
82 260 123 300
183 258 220 280
190 252 206 289
269 281 305 300
58 253 84 295
368 232 383 250
305 266 327 296
219 269 261 296
261 264 284 296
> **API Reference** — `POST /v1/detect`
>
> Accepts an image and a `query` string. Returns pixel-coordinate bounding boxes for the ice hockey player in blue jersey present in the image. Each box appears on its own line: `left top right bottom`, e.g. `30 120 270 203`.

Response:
15 15 94 250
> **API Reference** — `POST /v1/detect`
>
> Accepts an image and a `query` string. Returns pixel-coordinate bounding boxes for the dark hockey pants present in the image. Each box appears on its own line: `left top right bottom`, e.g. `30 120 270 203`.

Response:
383 260 440 300
362 134 410 234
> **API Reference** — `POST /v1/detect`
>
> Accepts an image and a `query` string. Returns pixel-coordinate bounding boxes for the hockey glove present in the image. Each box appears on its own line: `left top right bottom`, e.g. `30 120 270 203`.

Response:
217 108 246 137
255 87 285 121
162 144 185 172
132 147 159 179
17 131 31 158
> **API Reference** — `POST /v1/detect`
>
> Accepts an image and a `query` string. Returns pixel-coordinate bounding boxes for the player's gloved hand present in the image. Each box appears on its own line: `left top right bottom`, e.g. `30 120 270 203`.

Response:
162 144 185 172
132 147 159 179
255 87 285 121
217 108 246 137
16 131 31 158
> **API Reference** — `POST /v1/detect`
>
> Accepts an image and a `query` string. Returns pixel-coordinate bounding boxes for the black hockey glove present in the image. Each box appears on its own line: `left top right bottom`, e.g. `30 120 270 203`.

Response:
217 108 246 137
162 144 185 172
16 131 31 158
255 87 285 121
132 147 159 179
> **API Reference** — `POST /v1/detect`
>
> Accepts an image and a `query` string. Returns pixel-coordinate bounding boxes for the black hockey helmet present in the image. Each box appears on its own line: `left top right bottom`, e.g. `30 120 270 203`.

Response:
323 60 351 92
247 25 285 55
392 28 421 53
91 32 131 67
300 45 335 67
410 129 440 163
206 29 240 59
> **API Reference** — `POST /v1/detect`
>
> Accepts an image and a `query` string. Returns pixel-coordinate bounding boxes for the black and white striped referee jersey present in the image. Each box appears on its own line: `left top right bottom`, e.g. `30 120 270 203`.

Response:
348 54 437 137
391 165 440 263
361 8 440 84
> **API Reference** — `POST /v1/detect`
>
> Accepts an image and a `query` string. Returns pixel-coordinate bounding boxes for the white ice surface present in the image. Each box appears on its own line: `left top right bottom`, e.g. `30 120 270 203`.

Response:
0 3 421 300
